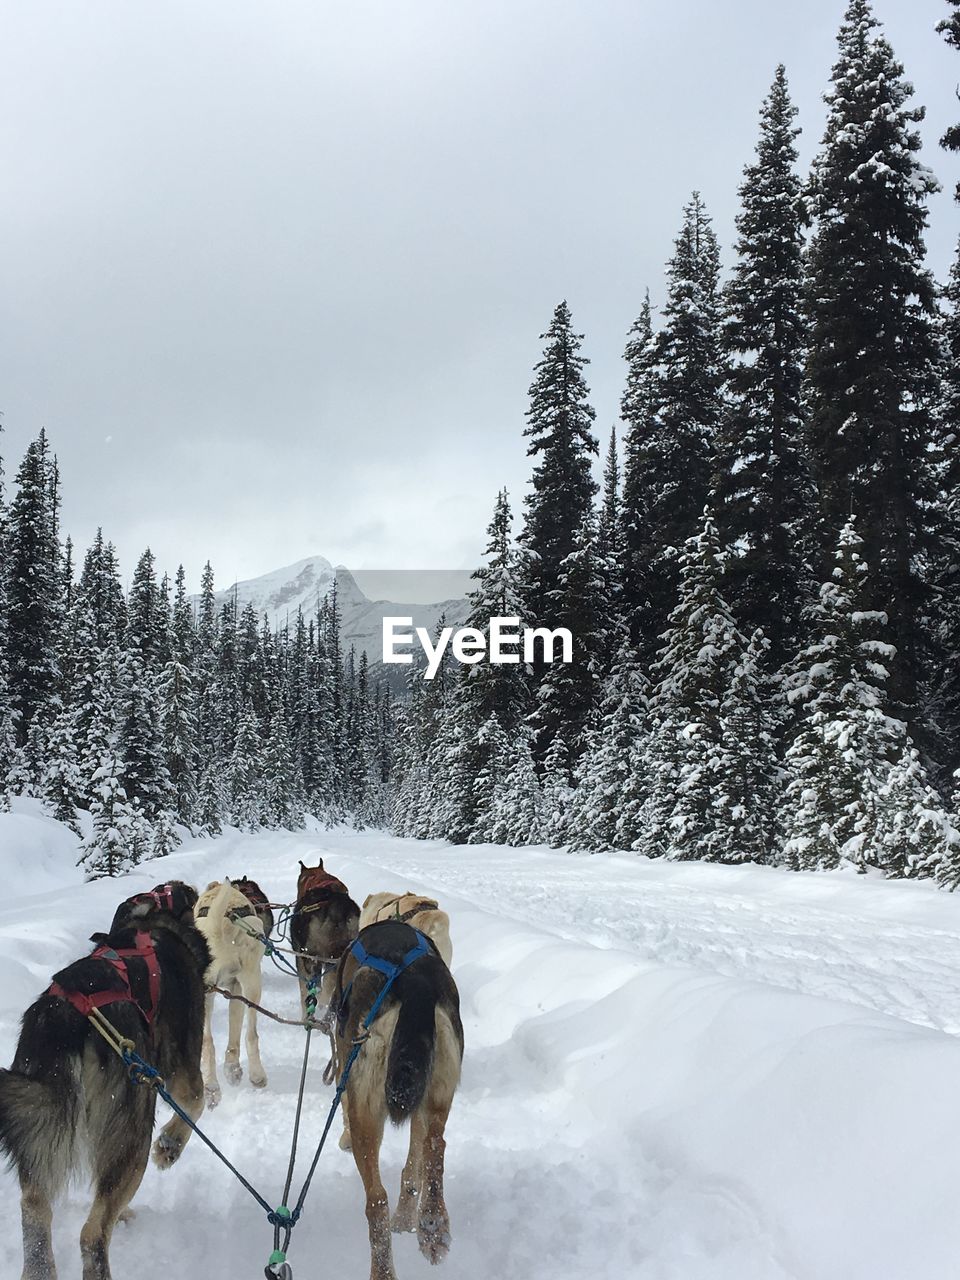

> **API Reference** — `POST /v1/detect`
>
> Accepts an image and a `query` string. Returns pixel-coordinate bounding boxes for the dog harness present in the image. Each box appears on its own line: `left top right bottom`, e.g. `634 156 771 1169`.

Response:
337 928 432 1034
298 868 349 899
381 896 439 924
47 929 162 1026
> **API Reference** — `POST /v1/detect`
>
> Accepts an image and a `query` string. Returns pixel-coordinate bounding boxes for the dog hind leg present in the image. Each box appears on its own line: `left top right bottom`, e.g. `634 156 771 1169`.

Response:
19 1175 56 1280
242 970 267 1089
223 979 244 1086
416 1097 453 1265
347 1098 396 1280
79 1127 151 1280
391 1106 426 1234
201 991 221 1107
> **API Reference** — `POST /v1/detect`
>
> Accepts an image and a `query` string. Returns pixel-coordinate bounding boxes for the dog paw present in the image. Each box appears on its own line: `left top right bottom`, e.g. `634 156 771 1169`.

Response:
338 1129 353 1152
224 1061 243 1085
249 1070 268 1089
152 1131 184 1169
418 1214 451 1265
117 1207 137 1225
204 1083 222 1108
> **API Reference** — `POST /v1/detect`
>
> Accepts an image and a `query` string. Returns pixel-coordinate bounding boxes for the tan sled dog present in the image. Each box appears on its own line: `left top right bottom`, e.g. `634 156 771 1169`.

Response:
335 920 463 1280
360 892 453 969
194 880 268 1106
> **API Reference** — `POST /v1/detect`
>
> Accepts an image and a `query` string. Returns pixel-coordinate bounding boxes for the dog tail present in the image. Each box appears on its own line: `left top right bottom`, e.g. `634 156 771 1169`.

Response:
0 1051 81 1196
385 977 436 1123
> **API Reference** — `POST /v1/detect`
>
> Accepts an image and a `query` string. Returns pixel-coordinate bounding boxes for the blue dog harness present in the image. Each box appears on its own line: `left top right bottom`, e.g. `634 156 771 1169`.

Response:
338 928 432 1033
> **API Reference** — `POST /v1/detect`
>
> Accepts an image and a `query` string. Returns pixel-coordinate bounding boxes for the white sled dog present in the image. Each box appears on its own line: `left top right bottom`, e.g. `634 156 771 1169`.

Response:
194 879 268 1105
360 891 453 969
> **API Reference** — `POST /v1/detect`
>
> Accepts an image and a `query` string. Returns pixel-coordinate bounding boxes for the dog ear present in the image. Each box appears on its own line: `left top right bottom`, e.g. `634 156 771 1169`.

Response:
205 881 220 891
299 861 306 872
362 893 374 907
89 931 110 945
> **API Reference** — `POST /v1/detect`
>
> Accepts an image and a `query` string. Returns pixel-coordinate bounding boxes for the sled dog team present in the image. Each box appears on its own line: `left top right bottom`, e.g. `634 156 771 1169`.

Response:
0 859 463 1280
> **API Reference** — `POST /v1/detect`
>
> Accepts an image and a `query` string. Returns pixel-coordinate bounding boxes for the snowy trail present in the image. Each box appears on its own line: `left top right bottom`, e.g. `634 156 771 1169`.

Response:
338 832 960 1036
0 817 959 1279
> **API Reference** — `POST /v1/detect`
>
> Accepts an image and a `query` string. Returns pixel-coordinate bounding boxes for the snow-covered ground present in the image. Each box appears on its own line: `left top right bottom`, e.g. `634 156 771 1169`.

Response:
0 808 959 1279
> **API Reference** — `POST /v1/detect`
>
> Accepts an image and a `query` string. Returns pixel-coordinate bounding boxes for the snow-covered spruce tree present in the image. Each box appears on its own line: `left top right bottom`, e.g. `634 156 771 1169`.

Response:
41 709 83 834
874 747 960 881
638 509 774 864
596 428 629 665
81 752 138 879
126 548 163 667
228 702 264 832
781 519 912 873
531 513 607 765
938 0 960 199
483 731 543 847
712 627 781 865
540 733 574 848
620 291 657 638
6 431 62 756
262 701 305 830
804 0 941 726
160 565 198 828
518 301 598 694
427 489 534 843
928 237 960 779
715 66 811 671
0 443 15 808
567 644 648 852
621 195 723 661
116 650 173 834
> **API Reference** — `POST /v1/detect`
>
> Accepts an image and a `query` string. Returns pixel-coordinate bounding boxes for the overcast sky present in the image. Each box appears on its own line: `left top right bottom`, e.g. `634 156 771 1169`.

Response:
1 0 957 593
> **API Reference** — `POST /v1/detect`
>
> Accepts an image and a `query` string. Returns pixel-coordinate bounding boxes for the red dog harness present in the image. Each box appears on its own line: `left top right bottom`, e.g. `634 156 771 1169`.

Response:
48 930 161 1025
298 869 348 899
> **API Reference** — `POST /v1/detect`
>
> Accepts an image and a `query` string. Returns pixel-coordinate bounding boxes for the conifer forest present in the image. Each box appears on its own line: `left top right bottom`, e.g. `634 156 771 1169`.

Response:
5 0 960 885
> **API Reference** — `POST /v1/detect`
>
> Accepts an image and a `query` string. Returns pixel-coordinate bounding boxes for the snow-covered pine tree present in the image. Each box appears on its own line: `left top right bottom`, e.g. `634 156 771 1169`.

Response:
6 431 63 756
540 733 574 848
804 0 941 727
929 236 960 780
781 519 911 873
483 730 543 847
81 751 138 879
116 649 173 831
874 746 960 881
262 699 305 830
620 291 657 640
0 442 14 806
937 0 960 199
531 513 607 764
621 195 723 662
40 709 83 834
715 66 811 671
429 490 533 842
712 627 781 865
567 644 648 852
519 301 598 684
596 427 628 664
228 701 264 832
637 509 747 863
126 548 162 667
161 638 198 830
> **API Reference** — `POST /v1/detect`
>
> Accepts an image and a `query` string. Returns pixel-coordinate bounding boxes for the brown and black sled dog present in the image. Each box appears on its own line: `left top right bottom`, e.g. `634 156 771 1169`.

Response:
335 919 464 1280
0 901 210 1280
290 857 359 1017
